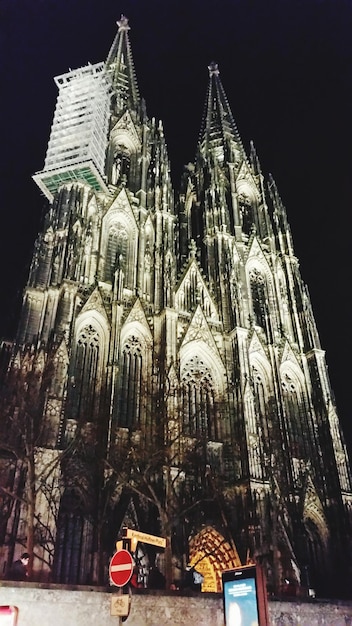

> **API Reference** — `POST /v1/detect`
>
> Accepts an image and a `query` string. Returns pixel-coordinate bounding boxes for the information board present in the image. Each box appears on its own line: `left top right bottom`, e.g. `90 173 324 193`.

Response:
222 565 268 626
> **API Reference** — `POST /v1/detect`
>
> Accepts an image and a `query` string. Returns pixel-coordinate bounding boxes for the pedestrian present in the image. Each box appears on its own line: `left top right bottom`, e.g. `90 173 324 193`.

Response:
182 564 204 591
6 552 30 581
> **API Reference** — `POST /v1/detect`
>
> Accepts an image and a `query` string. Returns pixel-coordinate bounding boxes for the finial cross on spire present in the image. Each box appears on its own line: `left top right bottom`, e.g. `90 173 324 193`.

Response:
117 14 130 31
208 62 220 76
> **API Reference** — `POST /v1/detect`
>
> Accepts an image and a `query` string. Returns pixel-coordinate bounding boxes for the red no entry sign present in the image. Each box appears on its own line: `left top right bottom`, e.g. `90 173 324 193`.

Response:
109 549 133 587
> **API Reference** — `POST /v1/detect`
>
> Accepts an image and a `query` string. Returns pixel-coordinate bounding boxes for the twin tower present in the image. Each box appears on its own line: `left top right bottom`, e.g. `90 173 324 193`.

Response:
0 16 351 597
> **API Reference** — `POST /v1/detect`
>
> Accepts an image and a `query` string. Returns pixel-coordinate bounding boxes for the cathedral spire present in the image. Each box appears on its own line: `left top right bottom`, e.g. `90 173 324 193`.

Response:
198 62 246 163
106 15 140 112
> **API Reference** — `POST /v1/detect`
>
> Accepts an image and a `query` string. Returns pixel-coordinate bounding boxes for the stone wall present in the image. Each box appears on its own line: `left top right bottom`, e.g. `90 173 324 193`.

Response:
0 583 352 625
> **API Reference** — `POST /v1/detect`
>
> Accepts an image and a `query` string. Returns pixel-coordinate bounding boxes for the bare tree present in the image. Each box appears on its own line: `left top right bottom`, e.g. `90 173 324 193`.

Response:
102 423 229 589
0 350 63 580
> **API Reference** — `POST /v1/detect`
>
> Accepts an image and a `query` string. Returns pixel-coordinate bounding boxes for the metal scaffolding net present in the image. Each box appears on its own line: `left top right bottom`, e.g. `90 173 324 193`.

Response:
33 62 111 199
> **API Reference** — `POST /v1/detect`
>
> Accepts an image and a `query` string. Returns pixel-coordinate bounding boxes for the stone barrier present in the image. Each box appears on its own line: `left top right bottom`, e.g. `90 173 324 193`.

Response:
0 582 352 625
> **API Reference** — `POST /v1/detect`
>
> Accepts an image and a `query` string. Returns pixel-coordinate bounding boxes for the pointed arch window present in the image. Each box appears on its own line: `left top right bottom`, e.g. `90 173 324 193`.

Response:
53 491 94 584
301 518 328 596
118 336 143 428
238 193 253 236
249 268 267 329
68 324 101 423
252 366 268 432
181 356 217 439
111 143 131 185
281 372 307 470
104 224 128 284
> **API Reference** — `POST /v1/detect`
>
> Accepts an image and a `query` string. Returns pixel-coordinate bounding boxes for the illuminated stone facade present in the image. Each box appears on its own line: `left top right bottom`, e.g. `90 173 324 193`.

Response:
0 16 351 598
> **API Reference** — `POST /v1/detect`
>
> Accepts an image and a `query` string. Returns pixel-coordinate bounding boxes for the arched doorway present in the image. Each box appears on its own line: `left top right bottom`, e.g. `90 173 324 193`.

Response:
189 526 242 592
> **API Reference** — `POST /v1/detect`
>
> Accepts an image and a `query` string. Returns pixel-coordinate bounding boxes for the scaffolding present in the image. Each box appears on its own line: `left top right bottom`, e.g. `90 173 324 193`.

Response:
33 62 111 200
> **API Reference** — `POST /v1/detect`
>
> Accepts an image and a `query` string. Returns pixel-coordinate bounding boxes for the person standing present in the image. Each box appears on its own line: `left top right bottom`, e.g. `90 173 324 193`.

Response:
6 553 30 581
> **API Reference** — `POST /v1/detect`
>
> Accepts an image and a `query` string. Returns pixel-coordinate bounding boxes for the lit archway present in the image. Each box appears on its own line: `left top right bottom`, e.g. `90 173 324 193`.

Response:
189 526 241 592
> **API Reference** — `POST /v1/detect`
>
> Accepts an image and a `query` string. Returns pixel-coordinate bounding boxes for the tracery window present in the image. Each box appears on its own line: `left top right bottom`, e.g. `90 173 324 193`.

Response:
249 268 267 329
281 372 306 465
111 143 131 185
181 356 217 439
118 336 143 428
238 193 253 235
104 224 129 284
53 491 94 585
69 324 100 422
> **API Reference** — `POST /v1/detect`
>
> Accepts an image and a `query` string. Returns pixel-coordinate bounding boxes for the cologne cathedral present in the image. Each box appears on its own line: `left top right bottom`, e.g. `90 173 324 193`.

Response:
0 16 351 598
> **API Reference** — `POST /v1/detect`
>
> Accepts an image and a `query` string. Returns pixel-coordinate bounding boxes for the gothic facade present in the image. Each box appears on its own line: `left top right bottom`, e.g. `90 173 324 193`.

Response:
0 16 351 597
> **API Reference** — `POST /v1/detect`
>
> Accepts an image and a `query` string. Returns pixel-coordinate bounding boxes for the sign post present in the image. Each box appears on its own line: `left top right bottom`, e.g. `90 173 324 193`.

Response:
109 549 134 587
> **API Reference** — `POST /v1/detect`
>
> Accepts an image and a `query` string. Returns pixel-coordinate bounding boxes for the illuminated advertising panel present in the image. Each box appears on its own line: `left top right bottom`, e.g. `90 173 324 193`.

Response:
222 565 268 626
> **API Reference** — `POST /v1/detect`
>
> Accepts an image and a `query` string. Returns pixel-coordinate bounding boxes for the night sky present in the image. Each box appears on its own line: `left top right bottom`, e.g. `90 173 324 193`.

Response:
0 0 351 450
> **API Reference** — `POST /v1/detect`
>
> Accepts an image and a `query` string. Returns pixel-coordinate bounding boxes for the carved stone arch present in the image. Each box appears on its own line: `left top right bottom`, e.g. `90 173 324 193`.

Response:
117 322 152 430
279 361 305 398
180 340 225 396
102 208 138 288
65 311 108 427
246 261 269 329
304 506 329 548
179 342 226 440
108 113 141 186
250 344 271 381
248 355 276 475
301 488 330 593
189 526 241 592
236 181 258 236
249 355 272 411
75 308 110 360
120 315 153 351
279 362 308 469
110 111 141 154
236 180 258 208
53 485 96 585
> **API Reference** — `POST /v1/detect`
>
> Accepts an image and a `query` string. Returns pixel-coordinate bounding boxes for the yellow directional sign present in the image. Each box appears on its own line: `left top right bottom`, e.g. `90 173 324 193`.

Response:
124 528 166 548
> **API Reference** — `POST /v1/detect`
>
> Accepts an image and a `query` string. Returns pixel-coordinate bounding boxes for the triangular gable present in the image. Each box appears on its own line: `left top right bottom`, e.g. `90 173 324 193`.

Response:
80 286 109 323
180 305 221 360
123 298 152 340
110 110 141 152
104 187 138 231
175 258 219 321
248 329 267 359
236 161 258 196
246 236 271 271
280 340 302 371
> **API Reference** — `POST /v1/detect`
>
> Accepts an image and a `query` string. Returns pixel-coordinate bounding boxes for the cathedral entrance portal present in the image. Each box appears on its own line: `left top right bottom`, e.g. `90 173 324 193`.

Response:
189 526 241 592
